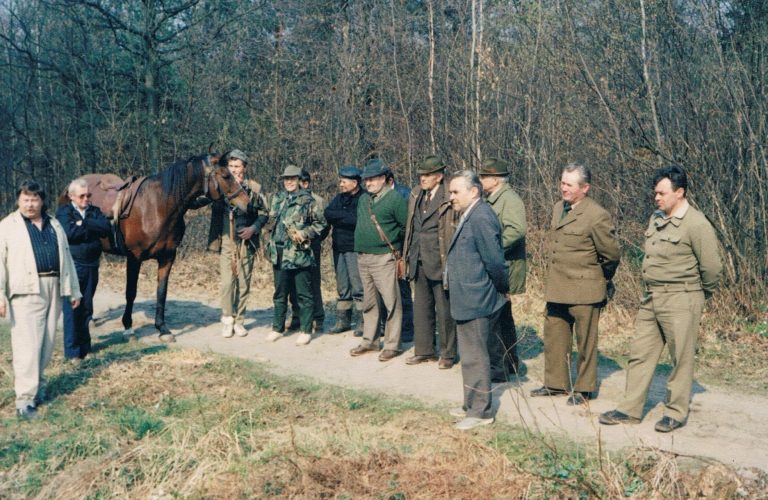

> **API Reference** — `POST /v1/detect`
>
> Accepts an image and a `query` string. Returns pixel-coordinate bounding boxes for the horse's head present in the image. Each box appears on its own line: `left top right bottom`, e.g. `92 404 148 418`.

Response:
202 154 250 211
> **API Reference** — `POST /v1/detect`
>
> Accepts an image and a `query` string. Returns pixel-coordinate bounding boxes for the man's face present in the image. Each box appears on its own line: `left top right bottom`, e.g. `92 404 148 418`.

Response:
18 192 44 220
419 172 443 192
449 177 477 212
300 179 310 190
654 178 685 216
479 175 500 194
339 177 359 194
364 175 387 195
560 170 589 204
227 158 247 184
283 176 299 193
69 185 91 210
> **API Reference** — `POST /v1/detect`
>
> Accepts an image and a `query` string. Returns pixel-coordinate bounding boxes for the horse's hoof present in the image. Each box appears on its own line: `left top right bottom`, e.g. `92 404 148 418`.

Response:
124 329 138 342
159 334 176 343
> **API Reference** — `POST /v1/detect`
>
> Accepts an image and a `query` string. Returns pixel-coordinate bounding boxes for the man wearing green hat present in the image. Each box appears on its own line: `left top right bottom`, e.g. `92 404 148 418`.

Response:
265 164 328 346
478 157 527 381
402 155 459 369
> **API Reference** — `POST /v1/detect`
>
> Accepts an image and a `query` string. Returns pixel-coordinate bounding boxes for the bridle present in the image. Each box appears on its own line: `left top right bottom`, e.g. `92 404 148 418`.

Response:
203 155 245 205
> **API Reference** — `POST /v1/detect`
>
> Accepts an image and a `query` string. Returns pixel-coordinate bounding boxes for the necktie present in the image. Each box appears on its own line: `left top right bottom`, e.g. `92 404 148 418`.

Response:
560 202 572 221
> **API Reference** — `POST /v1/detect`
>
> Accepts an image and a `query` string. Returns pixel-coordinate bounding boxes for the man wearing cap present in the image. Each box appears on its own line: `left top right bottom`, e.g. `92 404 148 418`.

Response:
206 149 269 338
0 180 81 420
324 165 366 335
600 165 721 432
403 156 459 369
478 157 527 381
531 163 620 405
285 169 330 333
350 158 408 361
265 164 328 346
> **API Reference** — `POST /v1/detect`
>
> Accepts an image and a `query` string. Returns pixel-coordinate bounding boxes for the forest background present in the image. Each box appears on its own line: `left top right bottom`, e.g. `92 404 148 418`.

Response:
0 0 766 321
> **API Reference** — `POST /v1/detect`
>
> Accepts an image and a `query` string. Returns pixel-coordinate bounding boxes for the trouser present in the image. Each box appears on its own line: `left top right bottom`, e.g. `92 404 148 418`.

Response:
272 247 314 333
62 263 98 359
543 302 601 393
488 299 519 379
289 243 324 322
400 278 414 341
333 249 363 307
617 290 705 422
412 265 456 360
358 253 402 351
10 276 61 410
219 234 255 325
456 307 502 419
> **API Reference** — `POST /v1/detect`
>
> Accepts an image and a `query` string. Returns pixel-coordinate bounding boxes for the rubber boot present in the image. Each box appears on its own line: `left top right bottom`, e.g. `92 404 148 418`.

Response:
331 302 353 334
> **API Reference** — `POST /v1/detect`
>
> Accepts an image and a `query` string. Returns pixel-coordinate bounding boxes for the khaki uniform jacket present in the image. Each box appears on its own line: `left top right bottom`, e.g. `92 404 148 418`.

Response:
402 180 459 282
544 197 620 304
0 210 82 306
641 204 722 294
486 183 527 295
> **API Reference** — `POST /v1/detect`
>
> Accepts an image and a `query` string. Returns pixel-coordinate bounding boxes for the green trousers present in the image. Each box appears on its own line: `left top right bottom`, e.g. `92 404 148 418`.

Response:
617 290 704 422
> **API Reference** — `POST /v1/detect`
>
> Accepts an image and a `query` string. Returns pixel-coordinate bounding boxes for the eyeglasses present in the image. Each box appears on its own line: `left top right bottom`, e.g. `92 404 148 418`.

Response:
76 193 92 199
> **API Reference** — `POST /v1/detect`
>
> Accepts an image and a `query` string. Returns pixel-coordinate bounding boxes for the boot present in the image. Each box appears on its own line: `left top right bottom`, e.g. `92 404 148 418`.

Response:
353 302 365 337
331 302 353 334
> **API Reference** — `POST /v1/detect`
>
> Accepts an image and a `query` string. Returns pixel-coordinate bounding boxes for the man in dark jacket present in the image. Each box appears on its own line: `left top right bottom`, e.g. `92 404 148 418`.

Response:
324 165 365 335
56 178 111 364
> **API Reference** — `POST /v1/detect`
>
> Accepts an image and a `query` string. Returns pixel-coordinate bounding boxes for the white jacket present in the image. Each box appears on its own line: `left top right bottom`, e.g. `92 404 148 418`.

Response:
0 210 82 306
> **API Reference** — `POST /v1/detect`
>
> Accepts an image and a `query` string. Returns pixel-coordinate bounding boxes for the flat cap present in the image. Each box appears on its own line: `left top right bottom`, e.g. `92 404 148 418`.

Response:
417 155 446 175
281 164 303 178
478 157 509 176
228 149 248 164
339 165 361 179
361 158 389 179
299 168 311 182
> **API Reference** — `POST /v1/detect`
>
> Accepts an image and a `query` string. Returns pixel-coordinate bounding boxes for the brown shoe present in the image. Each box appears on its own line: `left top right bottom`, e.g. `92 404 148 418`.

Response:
378 349 401 362
350 345 378 357
405 354 438 365
438 358 455 369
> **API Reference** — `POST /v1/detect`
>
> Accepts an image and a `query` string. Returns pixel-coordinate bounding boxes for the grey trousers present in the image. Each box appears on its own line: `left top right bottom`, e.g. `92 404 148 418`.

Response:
456 307 502 419
412 265 456 360
10 276 61 410
357 252 402 351
333 250 363 305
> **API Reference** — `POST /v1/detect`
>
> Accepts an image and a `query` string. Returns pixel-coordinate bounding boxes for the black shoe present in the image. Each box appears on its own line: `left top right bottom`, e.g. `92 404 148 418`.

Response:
599 410 641 425
566 392 591 406
654 416 685 433
530 386 568 397
17 405 40 421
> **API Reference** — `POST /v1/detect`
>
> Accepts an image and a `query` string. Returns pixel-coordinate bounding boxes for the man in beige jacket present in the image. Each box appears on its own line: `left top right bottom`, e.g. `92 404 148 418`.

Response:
531 163 620 405
0 180 81 420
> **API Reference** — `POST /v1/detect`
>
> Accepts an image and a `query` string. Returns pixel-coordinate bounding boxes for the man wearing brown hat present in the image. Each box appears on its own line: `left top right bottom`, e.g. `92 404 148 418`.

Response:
403 156 459 369
478 157 527 381
532 163 620 405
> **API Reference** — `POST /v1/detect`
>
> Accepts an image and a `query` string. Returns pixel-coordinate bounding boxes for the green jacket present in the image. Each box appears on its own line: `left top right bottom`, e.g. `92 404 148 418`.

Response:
267 189 327 270
641 203 722 295
354 186 408 254
486 183 527 295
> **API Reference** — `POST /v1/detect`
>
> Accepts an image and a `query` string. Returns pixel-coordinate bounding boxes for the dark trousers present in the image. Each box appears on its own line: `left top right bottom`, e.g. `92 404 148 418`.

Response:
62 263 98 359
289 244 324 322
488 300 520 380
400 279 414 341
274 264 314 333
412 265 456 360
456 306 502 419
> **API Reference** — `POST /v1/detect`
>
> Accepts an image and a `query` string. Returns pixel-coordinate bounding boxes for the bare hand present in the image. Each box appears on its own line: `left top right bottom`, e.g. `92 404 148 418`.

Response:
71 298 81 309
287 228 307 245
0 302 5 318
238 226 256 240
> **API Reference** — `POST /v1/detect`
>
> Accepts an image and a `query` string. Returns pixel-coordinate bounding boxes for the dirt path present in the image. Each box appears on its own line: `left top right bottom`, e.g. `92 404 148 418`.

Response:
92 288 768 473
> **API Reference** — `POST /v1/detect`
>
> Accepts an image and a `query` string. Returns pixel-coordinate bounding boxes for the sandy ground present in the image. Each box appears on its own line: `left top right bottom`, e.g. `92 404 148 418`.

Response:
90 287 768 474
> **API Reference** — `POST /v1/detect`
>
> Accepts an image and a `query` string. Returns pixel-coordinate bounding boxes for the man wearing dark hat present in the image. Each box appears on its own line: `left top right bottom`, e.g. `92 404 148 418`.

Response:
350 158 408 361
325 165 366 335
478 157 527 381
206 149 269 338
402 156 459 369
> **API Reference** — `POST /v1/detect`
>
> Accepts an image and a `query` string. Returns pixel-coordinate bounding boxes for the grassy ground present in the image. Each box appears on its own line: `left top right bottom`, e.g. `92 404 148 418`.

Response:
1 325 766 498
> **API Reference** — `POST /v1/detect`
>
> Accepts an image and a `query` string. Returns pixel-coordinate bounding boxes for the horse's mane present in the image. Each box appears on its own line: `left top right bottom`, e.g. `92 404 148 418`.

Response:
155 154 206 201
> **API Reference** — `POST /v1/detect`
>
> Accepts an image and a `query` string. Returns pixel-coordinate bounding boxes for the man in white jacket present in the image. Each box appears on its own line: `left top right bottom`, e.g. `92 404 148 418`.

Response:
0 180 81 420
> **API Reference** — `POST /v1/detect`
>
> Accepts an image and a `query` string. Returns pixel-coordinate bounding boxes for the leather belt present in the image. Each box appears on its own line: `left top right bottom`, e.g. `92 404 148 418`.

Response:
38 271 59 277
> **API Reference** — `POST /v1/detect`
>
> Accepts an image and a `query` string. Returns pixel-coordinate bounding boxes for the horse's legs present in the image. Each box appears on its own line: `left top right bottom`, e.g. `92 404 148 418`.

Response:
155 251 176 341
123 255 141 338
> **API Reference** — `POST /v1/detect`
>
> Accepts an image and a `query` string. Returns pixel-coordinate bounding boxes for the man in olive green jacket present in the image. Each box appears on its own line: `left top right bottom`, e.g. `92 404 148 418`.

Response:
531 163 620 405
600 165 721 433
478 158 527 381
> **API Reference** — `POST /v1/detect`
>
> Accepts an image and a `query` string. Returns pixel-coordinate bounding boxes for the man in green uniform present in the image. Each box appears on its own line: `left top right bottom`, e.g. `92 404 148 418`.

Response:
600 165 722 432
265 165 328 346
478 157 527 381
531 163 620 405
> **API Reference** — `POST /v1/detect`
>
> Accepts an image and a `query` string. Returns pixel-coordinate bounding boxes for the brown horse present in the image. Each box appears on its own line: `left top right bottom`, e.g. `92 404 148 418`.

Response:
59 153 249 342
